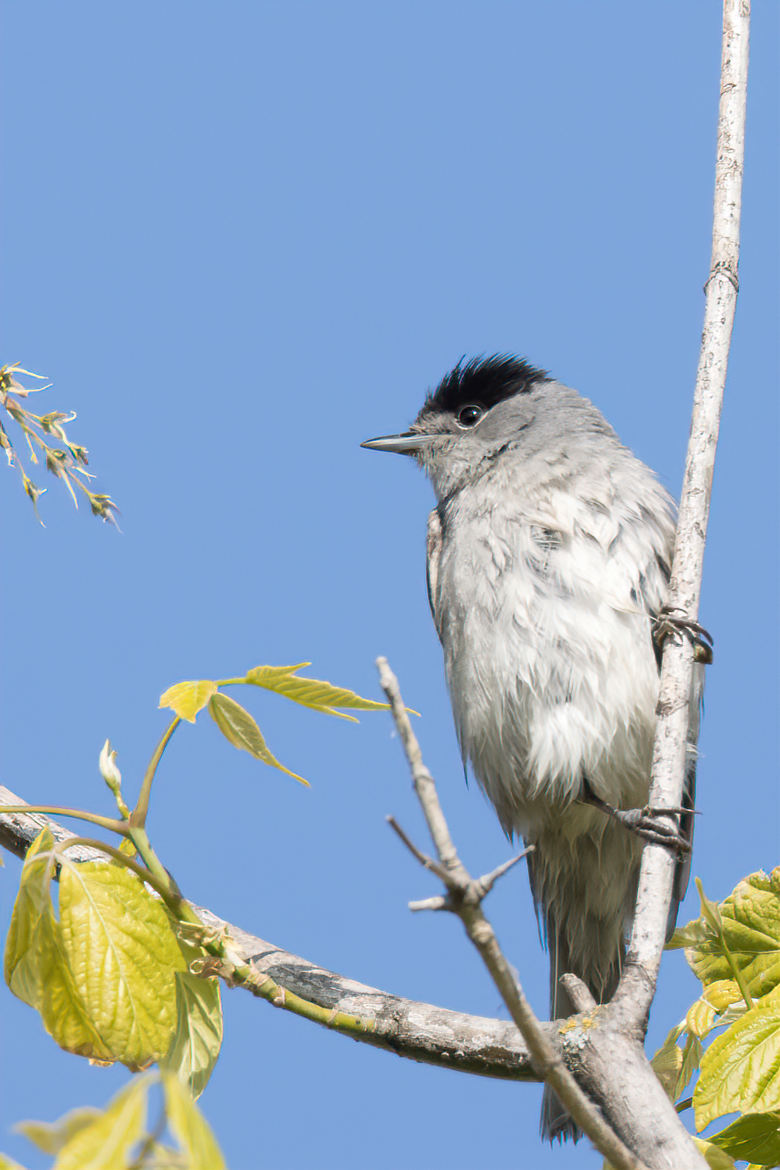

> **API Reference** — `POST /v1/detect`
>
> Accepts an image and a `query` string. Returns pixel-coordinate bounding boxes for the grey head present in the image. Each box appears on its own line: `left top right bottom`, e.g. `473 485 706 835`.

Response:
361 354 617 501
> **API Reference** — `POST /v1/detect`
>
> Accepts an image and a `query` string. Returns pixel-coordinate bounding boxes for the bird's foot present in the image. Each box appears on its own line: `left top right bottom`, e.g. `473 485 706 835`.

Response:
653 606 714 664
607 805 692 851
580 783 692 853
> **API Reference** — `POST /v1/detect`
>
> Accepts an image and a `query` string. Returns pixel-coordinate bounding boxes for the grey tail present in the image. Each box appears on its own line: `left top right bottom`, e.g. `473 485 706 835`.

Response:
540 918 622 1143
668 738 698 938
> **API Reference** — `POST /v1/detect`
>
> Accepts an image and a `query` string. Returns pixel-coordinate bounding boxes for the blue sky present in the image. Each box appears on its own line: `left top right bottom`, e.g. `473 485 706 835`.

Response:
1 4 777 1168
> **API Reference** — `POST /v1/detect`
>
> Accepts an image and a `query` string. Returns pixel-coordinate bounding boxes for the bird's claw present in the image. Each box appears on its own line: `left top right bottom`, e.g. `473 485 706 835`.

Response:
580 783 693 854
610 805 692 853
653 606 714 664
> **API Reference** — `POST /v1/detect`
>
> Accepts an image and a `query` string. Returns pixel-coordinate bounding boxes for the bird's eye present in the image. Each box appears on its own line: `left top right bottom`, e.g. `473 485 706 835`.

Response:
456 404 484 428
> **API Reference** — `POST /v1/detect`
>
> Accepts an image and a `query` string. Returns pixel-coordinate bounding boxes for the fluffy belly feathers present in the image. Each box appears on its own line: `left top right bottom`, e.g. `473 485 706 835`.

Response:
440 518 661 836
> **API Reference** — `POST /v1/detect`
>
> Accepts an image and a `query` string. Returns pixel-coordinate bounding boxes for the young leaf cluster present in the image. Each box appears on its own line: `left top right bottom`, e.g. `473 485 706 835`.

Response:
4 827 223 1096
1 661 389 1168
0 363 118 525
653 870 780 1169
159 661 390 784
3 1071 225 1170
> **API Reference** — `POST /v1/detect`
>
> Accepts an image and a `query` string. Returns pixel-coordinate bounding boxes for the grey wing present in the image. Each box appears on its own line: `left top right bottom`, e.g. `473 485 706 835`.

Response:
426 506 444 642
426 505 471 786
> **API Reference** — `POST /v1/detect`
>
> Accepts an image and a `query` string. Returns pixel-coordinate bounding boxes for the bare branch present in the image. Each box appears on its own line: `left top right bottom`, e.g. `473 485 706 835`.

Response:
377 659 463 877
618 0 751 1021
377 658 647 1170
0 783 537 1081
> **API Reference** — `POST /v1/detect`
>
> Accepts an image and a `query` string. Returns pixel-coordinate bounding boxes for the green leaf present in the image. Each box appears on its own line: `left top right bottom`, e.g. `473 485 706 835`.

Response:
678 1032 704 1101
0 1155 29 1170
159 680 218 723
7 850 187 1068
5 833 120 1061
209 692 307 784
245 663 390 722
57 859 186 1069
4 829 58 1006
163 1071 226 1170
651 1032 684 1099
668 919 709 949
695 1004 780 1129
651 1021 702 1104
132 1146 184 1170
21 906 117 1064
709 1111 780 1164
674 869 780 999
4 831 114 1061
162 964 223 1099
51 1075 150 1170
16 1108 102 1155
697 877 727 935
691 1138 736 1169
687 995 725 1041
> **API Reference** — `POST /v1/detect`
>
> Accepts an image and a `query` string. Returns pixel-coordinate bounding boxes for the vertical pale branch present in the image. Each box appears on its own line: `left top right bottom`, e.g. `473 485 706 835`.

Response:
619 0 751 1017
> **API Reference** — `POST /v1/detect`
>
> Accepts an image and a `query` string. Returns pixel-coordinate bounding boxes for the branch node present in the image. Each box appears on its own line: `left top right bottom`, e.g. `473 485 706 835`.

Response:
559 974 598 1013
386 815 458 890
704 259 740 293
471 847 534 901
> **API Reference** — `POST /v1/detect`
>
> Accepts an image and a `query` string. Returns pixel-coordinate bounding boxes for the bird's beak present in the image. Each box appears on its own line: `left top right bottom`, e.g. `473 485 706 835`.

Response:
360 431 436 456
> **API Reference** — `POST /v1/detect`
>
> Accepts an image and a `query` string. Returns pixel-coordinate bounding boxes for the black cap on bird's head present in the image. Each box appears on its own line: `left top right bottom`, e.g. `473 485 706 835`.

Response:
422 354 549 418
361 354 550 457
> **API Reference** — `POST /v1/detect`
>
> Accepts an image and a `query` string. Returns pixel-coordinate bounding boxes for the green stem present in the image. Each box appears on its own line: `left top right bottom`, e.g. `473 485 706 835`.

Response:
126 825 202 926
131 716 181 828
112 824 377 1037
1 805 127 834
70 474 90 496
221 957 377 1038
62 822 379 1040
720 933 754 1010
696 879 754 1010
59 836 183 911
128 1098 167 1170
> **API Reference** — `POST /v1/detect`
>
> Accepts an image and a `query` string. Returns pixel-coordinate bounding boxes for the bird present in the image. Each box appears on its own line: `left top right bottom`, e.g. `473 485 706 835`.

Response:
362 354 704 1141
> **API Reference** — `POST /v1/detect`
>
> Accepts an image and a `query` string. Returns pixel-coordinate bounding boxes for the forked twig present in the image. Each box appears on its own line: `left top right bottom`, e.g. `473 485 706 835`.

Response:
378 657 647 1170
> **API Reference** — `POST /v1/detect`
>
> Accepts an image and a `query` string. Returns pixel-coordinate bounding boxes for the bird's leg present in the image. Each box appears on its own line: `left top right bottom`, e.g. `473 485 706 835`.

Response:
653 605 714 664
579 778 692 852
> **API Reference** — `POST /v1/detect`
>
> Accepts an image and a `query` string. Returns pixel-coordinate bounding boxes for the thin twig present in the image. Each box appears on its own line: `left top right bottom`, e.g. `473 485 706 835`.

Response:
378 657 647 1170
378 659 462 876
386 815 452 886
408 895 448 912
618 0 751 1021
472 851 533 900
